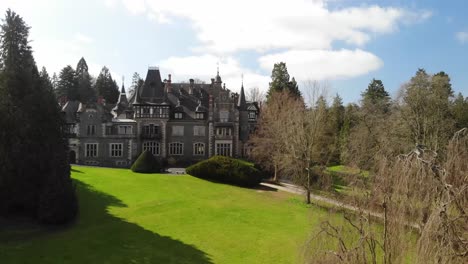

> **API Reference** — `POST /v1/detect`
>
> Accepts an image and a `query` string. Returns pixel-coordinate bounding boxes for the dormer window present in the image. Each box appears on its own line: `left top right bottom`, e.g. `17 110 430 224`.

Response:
248 111 256 120
175 112 183 119
196 112 204 119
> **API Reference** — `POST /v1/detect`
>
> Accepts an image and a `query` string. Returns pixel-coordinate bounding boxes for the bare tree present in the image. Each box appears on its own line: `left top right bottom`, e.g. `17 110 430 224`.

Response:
304 128 467 264
250 91 297 182
280 81 330 203
247 86 265 103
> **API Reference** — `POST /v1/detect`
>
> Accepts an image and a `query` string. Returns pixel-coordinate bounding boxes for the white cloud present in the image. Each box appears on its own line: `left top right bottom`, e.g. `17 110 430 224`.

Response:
74 33 93 44
159 55 270 93
104 0 118 8
258 49 383 80
117 0 431 53
122 0 146 15
114 0 429 84
456 31 468 44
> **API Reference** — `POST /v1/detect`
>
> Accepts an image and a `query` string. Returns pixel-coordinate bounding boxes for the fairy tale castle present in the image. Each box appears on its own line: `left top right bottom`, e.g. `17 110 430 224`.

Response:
61 67 260 167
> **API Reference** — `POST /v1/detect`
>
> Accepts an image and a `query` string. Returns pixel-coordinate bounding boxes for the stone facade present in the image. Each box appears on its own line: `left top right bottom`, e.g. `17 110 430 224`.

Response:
62 67 260 168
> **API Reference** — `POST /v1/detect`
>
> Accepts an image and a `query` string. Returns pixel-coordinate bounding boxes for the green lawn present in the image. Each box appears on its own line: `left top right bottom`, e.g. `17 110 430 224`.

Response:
0 166 350 264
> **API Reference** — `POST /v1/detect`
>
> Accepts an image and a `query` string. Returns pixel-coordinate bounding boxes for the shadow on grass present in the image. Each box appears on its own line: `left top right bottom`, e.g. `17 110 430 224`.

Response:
70 168 83 173
0 179 213 264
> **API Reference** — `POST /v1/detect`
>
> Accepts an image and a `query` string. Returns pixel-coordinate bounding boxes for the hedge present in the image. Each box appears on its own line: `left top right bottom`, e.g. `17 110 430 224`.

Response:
185 156 262 187
131 151 161 173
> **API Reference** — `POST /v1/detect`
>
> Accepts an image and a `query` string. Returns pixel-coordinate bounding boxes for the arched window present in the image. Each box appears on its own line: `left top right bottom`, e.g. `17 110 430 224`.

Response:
143 141 160 156
169 142 184 155
193 142 205 156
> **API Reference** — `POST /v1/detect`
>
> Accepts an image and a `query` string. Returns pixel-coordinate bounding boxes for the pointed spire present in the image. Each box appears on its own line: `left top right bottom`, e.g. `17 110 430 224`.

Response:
215 62 222 84
238 77 246 110
121 76 126 94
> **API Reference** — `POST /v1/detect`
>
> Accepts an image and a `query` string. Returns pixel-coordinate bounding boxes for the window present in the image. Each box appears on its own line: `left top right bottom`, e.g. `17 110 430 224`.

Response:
249 111 256 120
216 127 231 136
85 143 98 157
105 126 112 135
169 142 184 155
172 126 184 136
216 143 231 156
87 125 96 135
110 143 123 157
196 112 204 119
174 112 183 119
116 161 127 166
193 142 205 156
118 125 132 135
193 126 206 136
143 141 160 156
143 124 159 136
219 111 229 122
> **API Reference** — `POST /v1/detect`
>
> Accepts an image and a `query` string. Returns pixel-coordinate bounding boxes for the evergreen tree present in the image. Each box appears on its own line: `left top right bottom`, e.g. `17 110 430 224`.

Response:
39 67 53 92
361 79 389 102
76 57 95 102
451 93 468 129
95 66 119 104
267 62 301 100
129 72 144 97
0 9 77 224
51 72 58 92
328 94 345 164
57 65 78 100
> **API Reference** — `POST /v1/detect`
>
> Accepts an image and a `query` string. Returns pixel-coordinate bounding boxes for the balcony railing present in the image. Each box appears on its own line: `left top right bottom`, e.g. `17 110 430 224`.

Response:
140 133 162 140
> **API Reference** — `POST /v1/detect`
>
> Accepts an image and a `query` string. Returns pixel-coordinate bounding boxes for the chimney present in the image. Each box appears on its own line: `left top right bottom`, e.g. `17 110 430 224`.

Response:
189 79 194 94
211 78 215 84
168 74 172 83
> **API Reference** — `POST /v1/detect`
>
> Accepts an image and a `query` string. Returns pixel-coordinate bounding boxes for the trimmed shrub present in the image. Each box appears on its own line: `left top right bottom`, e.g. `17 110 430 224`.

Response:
131 151 161 173
186 156 262 187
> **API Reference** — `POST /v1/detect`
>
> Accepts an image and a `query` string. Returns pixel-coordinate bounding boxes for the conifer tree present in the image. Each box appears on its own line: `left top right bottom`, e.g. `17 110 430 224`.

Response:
267 62 301 101
57 65 78 100
0 9 77 224
95 66 119 104
76 57 95 102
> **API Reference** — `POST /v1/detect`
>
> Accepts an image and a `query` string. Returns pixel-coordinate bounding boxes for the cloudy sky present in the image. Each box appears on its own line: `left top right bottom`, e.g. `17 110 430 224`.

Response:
1 0 467 102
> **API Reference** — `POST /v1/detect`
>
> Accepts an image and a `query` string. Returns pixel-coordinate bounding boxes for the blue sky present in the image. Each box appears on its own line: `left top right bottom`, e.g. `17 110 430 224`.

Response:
1 0 467 103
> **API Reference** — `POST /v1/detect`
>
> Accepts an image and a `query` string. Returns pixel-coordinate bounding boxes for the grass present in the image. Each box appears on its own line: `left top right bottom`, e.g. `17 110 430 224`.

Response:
0 166 353 264
327 165 370 178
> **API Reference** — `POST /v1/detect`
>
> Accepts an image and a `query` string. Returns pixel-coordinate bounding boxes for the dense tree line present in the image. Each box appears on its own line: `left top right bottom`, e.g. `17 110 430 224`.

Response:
0 10 77 224
55 59 124 104
251 64 468 198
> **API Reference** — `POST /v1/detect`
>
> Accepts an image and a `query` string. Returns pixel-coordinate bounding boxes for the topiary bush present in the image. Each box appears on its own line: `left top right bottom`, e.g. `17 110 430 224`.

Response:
186 156 262 187
131 151 161 173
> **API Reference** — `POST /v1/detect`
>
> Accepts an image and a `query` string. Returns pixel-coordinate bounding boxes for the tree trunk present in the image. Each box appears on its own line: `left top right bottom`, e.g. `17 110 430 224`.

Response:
273 164 278 182
306 168 311 204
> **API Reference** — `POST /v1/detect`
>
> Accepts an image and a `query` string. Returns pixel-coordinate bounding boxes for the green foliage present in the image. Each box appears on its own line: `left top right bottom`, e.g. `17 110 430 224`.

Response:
267 62 302 101
94 66 119 104
131 150 161 173
0 9 77 224
186 156 262 187
76 57 95 103
57 65 78 100
361 78 390 110
451 93 468 129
